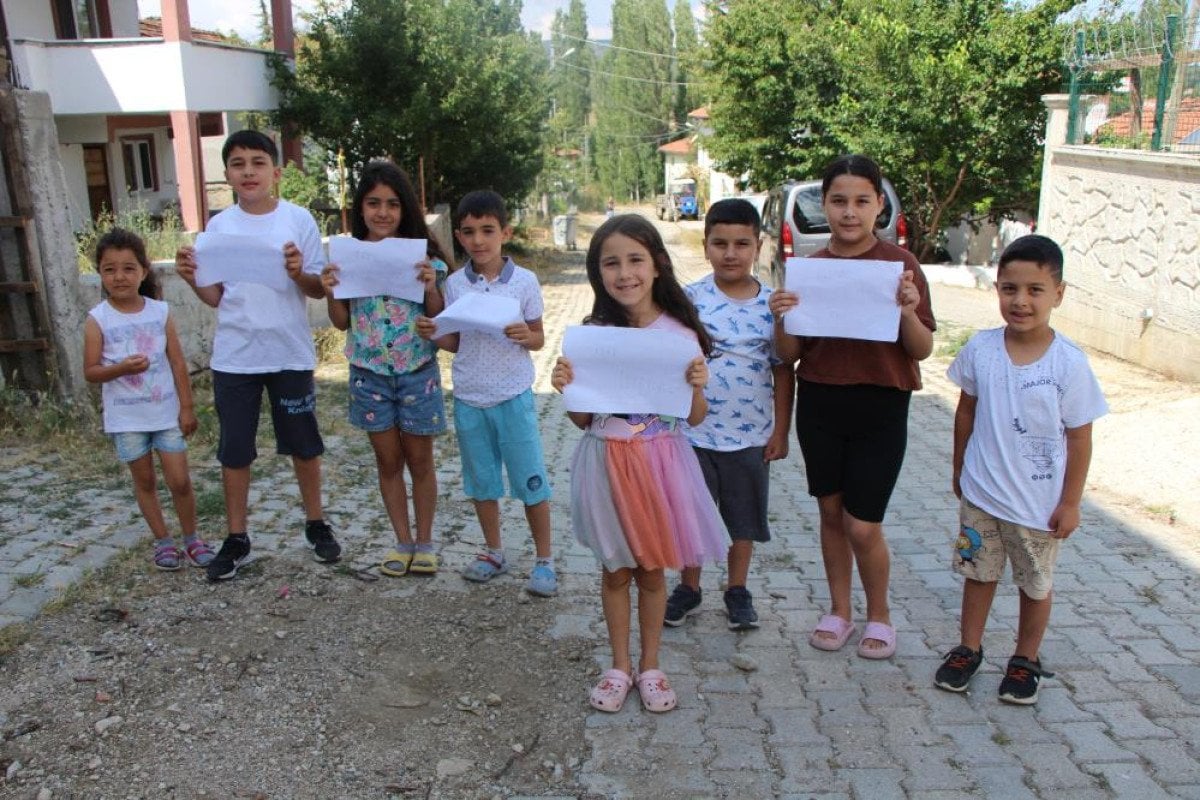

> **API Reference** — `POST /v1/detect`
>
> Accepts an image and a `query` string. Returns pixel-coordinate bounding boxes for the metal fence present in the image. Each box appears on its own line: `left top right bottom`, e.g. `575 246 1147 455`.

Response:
1064 6 1200 153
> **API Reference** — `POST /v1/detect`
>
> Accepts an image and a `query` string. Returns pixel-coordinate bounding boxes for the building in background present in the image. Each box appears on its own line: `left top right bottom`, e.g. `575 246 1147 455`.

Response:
1 0 298 232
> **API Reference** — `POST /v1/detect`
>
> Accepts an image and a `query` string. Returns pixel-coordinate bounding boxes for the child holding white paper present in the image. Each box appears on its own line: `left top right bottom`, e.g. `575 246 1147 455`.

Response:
415 190 556 597
769 154 936 659
175 129 340 582
320 161 450 576
551 214 727 714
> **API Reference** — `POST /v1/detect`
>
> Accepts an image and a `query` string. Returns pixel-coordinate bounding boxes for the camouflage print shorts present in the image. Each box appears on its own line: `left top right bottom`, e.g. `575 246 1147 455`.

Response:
952 498 1061 600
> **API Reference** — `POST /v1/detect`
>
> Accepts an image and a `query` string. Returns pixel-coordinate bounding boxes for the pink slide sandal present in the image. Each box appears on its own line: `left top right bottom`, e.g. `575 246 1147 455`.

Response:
856 621 897 660
809 614 857 651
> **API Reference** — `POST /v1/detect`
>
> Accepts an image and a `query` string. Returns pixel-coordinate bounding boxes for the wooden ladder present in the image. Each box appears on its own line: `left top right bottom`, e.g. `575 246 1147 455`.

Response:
0 82 57 393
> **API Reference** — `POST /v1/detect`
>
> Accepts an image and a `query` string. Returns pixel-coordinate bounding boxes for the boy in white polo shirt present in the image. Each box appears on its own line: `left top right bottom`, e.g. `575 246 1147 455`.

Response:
417 190 555 597
175 130 341 582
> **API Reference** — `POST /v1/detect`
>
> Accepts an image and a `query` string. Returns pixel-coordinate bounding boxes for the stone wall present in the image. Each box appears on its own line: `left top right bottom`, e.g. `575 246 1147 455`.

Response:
1039 95 1200 381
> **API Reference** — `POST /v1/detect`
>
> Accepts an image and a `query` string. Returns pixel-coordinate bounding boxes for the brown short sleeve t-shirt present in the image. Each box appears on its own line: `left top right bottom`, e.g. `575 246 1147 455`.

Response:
794 239 936 391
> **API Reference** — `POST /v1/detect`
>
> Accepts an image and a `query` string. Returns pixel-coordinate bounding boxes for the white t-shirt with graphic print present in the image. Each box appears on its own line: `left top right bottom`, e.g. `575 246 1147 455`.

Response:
89 297 179 433
948 327 1108 530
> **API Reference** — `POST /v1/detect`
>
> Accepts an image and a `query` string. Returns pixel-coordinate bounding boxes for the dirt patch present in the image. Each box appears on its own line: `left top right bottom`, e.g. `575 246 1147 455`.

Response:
0 549 596 799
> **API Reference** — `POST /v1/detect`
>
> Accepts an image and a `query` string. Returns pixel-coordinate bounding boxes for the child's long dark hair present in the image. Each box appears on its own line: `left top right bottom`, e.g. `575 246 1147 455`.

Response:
350 161 450 264
584 214 713 356
821 154 884 198
96 228 159 299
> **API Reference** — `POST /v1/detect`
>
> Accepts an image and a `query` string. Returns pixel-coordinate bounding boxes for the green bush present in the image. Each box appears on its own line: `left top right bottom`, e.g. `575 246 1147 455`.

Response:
76 206 191 271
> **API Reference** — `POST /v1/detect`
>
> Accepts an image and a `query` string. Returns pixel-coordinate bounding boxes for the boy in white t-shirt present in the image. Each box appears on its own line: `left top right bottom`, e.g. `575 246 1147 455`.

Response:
935 235 1107 705
175 130 341 582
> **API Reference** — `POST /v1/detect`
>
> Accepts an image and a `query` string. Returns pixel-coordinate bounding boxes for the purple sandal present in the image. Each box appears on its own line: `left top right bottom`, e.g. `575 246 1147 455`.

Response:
153 541 183 571
809 614 856 651
184 537 215 568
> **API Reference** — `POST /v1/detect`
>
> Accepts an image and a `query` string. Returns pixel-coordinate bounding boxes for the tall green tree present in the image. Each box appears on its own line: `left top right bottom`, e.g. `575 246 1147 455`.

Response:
593 0 674 200
702 0 1074 257
270 0 549 206
550 0 591 138
672 0 700 126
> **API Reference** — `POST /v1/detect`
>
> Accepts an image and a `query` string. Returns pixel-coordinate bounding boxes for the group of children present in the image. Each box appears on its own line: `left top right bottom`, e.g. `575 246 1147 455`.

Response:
84 132 1106 714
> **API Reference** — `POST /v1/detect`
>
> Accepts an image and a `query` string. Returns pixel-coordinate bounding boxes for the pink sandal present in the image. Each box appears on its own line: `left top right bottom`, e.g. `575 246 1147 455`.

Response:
589 669 632 713
809 614 857 651
636 669 677 713
856 621 897 660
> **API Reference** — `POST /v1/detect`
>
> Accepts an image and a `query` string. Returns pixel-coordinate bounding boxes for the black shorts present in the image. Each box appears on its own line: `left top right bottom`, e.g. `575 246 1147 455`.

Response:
213 370 324 468
794 380 911 524
693 446 771 543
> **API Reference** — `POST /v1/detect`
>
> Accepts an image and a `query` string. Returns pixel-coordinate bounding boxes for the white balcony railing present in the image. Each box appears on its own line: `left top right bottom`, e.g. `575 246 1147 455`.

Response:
9 37 279 115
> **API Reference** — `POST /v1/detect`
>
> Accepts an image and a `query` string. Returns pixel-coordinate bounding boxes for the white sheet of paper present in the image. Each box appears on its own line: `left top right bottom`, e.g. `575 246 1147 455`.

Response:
432 292 522 337
561 326 701 419
328 236 428 302
783 257 903 341
193 232 289 292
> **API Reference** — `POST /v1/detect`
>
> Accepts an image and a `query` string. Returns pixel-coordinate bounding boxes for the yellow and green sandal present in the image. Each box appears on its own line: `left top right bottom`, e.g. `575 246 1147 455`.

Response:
379 549 414 577
409 550 439 575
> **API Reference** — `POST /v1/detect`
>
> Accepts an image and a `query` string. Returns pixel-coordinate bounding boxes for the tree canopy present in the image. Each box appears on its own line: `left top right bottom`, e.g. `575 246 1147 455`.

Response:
703 0 1076 256
270 0 549 207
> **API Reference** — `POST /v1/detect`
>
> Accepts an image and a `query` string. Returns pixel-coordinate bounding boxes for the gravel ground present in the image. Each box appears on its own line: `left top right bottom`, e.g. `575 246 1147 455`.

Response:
2 216 1196 799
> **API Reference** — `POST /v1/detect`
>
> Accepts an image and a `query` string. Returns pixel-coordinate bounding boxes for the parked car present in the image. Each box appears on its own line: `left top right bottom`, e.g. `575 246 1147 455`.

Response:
757 178 908 288
656 178 703 222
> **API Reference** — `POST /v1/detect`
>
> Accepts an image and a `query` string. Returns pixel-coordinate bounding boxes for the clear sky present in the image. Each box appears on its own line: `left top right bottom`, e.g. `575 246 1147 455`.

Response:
137 0 702 41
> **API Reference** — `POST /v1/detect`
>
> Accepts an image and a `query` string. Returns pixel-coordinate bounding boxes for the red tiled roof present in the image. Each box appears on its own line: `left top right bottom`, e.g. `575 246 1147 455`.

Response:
658 137 694 155
139 17 235 44
1097 98 1200 144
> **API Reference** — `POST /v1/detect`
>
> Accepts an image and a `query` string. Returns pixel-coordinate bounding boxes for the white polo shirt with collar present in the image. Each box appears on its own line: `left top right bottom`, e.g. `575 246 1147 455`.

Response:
443 257 544 408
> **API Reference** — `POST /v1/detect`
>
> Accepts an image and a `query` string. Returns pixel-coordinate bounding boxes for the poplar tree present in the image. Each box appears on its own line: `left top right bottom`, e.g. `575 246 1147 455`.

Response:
593 0 674 200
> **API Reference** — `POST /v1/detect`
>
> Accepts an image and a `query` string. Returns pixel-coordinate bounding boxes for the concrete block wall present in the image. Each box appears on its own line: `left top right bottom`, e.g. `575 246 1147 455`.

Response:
1039 95 1200 381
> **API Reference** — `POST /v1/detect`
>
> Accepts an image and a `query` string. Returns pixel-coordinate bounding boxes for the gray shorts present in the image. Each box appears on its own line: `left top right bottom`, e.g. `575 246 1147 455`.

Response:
693 446 771 543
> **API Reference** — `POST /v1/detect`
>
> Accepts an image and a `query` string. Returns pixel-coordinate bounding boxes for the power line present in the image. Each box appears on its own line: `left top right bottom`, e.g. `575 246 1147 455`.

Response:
553 31 678 61
554 58 704 89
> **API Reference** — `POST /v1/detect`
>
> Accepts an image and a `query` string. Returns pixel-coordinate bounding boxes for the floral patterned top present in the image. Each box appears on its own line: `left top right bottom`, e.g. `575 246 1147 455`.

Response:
345 257 448 376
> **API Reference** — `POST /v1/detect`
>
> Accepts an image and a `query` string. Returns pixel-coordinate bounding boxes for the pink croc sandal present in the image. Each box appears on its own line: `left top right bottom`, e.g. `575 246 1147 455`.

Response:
856 621 897 660
809 614 856 651
589 669 632 713
636 669 677 713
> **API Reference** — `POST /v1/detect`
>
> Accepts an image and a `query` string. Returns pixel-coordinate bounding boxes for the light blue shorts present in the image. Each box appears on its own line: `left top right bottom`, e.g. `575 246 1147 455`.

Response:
453 390 551 505
348 361 447 435
111 427 187 463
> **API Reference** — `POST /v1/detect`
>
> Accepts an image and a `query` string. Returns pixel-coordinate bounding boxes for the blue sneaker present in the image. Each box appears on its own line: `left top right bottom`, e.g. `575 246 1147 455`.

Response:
525 563 558 597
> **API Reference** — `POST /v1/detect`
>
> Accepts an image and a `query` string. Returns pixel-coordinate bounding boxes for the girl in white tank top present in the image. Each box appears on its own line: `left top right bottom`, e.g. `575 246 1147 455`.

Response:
82 229 213 572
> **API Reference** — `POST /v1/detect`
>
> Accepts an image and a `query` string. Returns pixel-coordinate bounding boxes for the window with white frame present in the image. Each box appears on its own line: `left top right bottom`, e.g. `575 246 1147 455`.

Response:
121 137 158 193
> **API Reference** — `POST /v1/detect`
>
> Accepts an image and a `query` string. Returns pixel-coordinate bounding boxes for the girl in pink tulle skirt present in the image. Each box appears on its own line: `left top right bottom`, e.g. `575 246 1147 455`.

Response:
552 215 727 715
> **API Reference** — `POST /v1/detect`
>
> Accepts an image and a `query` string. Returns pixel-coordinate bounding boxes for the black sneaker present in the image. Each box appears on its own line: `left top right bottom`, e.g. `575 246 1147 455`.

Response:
998 656 1052 705
305 520 342 564
206 535 251 582
723 586 760 631
663 584 702 627
934 645 984 693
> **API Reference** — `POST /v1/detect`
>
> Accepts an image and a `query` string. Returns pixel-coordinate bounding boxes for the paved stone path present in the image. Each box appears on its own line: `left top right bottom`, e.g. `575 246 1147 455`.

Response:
2 225 1199 798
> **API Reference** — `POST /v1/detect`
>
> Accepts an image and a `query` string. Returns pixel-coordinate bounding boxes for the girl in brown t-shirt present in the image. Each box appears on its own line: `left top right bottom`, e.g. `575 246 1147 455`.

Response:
769 155 936 660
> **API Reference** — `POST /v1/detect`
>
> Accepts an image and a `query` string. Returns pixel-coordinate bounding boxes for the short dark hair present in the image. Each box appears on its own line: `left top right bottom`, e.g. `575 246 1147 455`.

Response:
455 190 508 228
704 198 761 238
998 234 1064 283
821 154 884 198
222 129 279 166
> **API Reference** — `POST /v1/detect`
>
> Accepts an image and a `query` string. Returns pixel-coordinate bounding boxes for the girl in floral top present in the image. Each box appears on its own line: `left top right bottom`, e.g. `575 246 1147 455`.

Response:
321 161 451 576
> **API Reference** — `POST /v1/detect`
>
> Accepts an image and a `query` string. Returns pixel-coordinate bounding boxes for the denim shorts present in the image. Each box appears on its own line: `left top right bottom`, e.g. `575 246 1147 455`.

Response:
453 390 551 505
111 427 187 463
348 361 447 435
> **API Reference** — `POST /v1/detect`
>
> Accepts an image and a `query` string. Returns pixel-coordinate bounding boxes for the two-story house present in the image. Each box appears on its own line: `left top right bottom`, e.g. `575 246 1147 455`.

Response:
1 0 298 232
